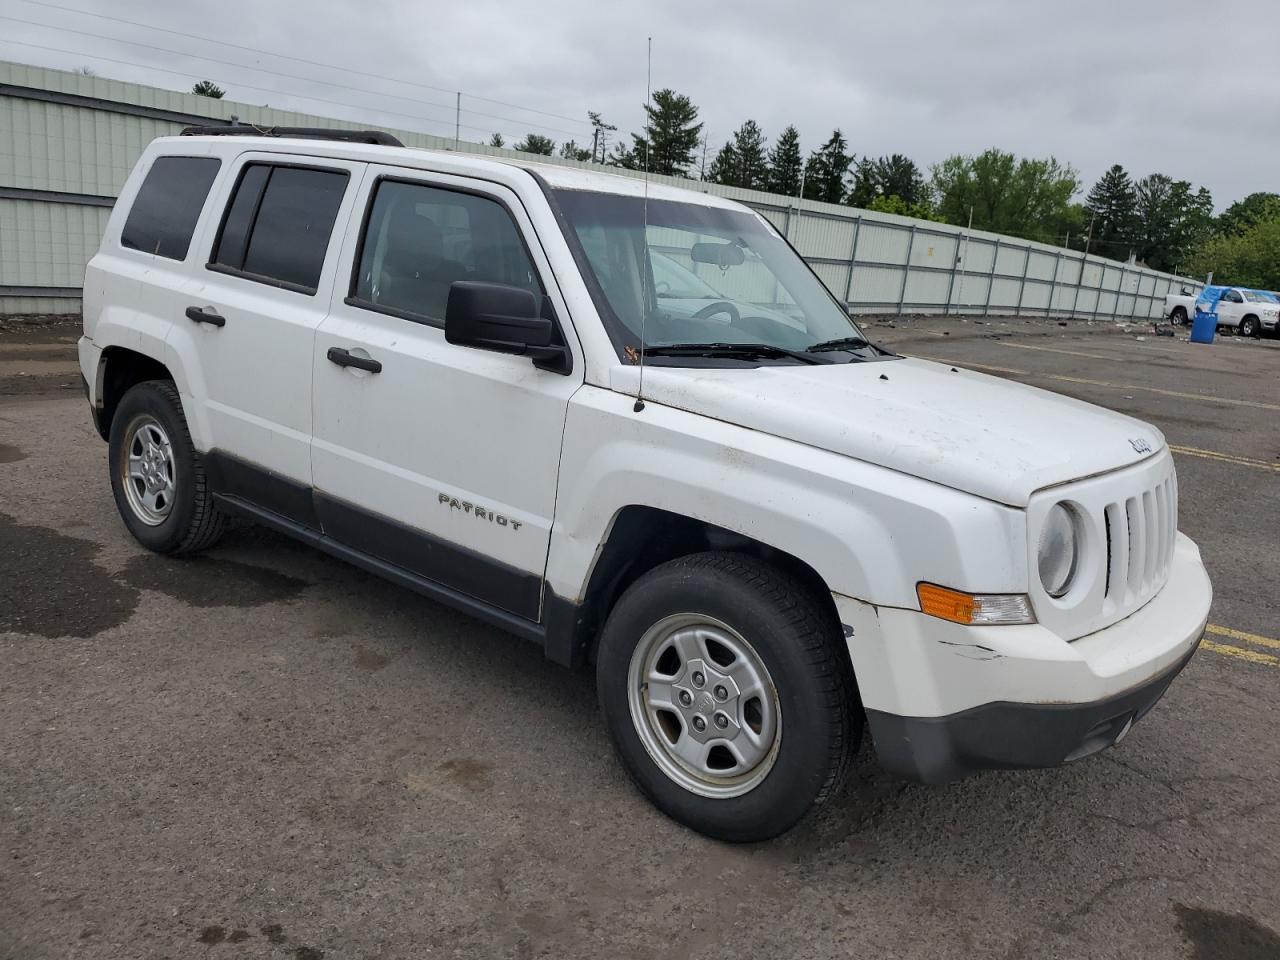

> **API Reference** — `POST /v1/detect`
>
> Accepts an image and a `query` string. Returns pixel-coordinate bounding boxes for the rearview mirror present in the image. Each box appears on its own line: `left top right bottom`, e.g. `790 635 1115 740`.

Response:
689 242 745 268
445 281 570 373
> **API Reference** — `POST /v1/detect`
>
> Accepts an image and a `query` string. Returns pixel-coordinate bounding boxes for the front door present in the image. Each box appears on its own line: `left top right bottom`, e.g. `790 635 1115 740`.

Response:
311 167 581 620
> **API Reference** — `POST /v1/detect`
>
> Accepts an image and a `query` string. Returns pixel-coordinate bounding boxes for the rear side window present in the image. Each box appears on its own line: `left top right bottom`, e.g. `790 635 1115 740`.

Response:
350 179 541 323
120 156 221 260
211 164 349 293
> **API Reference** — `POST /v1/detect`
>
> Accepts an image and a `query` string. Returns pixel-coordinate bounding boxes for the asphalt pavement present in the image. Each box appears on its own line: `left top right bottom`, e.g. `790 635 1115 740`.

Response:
1 316 1277 960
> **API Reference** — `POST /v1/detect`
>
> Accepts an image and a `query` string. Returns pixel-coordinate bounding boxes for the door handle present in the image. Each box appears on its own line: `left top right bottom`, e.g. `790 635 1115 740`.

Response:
327 346 382 374
185 306 226 327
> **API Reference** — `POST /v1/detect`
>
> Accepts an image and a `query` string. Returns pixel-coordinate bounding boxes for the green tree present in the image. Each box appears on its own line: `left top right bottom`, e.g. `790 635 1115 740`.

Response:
1132 174 1214 271
706 141 738 186
190 80 225 98
766 125 803 196
625 88 703 177
559 140 592 161
1083 164 1138 259
1188 197 1280 289
848 154 930 210
514 134 555 155
1216 192 1280 236
803 130 851 203
707 120 769 189
931 148 1080 242
875 154 928 206
867 194 943 222
489 133 505 148
846 157 878 208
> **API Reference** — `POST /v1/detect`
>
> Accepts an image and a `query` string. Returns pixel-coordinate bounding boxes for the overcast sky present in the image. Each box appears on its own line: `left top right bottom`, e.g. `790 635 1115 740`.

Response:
2 0 1276 207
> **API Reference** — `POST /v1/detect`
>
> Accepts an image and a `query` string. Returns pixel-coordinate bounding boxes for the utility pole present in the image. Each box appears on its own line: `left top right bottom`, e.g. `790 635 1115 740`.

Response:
1083 210 1096 256
699 131 709 180
454 92 461 150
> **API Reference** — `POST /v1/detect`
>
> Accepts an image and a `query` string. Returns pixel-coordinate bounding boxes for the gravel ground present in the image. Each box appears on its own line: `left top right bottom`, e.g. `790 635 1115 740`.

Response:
1 316 1278 960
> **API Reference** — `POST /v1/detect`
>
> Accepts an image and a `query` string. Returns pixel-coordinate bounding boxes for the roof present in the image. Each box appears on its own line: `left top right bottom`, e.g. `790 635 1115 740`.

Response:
160 134 745 210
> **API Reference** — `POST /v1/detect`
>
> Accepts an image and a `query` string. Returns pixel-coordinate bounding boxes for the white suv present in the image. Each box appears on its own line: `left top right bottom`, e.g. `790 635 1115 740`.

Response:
79 129 1213 841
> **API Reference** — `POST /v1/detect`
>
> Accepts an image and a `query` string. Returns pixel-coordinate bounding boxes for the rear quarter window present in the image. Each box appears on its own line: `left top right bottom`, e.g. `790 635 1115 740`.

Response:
119 156 222 260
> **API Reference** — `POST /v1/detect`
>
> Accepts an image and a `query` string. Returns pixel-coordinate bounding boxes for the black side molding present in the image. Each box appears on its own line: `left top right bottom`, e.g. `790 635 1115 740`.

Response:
181 125 404 147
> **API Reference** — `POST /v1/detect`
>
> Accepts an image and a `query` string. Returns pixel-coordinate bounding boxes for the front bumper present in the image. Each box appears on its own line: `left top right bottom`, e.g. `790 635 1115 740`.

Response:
835 532 1211 783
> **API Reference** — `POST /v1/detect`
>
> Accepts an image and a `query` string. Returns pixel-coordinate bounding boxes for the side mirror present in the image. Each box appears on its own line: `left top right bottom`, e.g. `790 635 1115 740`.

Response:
445 281 570 373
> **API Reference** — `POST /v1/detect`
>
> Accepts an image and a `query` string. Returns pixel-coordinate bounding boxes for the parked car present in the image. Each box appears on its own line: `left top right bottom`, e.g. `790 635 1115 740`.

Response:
1196 286 1280 337
1165 288 1199 325
78 129 1213 841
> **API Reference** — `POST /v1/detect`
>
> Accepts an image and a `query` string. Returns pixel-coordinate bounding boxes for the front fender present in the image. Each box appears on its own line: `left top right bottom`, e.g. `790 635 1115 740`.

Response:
547 386 1028 610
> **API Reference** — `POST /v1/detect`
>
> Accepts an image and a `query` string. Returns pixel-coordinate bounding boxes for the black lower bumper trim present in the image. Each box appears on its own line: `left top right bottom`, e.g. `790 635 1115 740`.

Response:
866 639 1201 784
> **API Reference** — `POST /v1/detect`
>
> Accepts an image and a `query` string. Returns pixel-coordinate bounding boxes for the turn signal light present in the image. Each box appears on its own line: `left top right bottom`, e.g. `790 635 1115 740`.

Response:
916 583 1035 626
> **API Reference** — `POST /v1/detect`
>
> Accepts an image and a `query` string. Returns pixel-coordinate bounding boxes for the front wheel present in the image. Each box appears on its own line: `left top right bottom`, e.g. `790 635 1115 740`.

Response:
1239 316 1260 338
1170 307 1187 325
596 553 859 842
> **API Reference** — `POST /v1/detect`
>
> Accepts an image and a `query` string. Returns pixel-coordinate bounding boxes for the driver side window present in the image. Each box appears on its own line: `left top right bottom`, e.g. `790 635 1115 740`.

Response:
351 179 541 325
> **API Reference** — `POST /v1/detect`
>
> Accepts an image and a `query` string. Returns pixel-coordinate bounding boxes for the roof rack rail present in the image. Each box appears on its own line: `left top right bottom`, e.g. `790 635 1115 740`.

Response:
180 125 404 147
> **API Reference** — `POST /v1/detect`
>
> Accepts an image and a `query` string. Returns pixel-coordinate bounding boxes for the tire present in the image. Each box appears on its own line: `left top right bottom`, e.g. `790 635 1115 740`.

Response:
596 553 859 842
1170 307 1187 326
108 380 224 554
1239 315 1260 338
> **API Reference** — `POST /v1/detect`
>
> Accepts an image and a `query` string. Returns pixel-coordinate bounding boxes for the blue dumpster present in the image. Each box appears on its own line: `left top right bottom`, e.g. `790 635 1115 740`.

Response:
1189 286 1223 344
1189 308 1217 344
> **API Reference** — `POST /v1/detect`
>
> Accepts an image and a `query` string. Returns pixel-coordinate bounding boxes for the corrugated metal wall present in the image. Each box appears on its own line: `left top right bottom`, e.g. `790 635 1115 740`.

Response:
0 59 1201 318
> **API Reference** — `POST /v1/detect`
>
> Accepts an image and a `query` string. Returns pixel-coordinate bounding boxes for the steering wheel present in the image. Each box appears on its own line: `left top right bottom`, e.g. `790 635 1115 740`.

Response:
692 301 741 325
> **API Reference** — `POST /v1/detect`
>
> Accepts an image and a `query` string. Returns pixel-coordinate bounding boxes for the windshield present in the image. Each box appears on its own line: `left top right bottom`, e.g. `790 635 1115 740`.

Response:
1242 290 1277 303
552 189 867 359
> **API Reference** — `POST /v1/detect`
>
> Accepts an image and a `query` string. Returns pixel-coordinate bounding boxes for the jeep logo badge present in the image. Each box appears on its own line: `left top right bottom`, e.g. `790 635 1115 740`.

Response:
1129 437 1152 454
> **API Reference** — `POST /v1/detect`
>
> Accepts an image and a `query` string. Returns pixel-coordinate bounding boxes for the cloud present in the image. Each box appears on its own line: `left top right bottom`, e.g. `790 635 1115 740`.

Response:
1 0 1275 204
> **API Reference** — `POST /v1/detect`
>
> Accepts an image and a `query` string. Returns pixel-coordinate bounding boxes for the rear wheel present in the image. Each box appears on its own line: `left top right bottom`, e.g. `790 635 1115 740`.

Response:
596 553 859 842
108 380 224 554
1240 315 1260 338
1170 306 1187 325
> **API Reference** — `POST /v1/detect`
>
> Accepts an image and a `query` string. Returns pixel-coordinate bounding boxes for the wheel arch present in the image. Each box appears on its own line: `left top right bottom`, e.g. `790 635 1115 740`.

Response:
93 346 174 441
544 505 839 668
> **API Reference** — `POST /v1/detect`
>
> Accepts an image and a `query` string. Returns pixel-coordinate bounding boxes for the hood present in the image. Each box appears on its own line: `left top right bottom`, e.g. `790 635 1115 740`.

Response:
610 357 1164 507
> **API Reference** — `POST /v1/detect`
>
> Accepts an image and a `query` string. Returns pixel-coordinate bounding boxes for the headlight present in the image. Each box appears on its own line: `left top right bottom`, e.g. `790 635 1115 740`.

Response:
1038 503 1079 598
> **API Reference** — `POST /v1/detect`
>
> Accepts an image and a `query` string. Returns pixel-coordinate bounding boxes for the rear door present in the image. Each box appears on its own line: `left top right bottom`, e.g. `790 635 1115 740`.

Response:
168 153 365 522
311 166 581 619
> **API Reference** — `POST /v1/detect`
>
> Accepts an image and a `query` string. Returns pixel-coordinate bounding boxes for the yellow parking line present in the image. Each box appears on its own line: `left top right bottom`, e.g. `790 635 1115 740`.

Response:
1169 445 1280 473
1201 639 1278 666
1206 623 1280 651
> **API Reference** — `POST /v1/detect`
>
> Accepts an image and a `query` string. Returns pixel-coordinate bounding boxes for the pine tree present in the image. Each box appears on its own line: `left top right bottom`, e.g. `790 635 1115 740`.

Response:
803 130 851 203
846 157 878 208
1084 164 1138 258
875 154 927 206
489 133 505 148
626 89 703 177
766 125 803 196
730 120 768 190
707 142 739 186
514 134 555 155
191 80 225 99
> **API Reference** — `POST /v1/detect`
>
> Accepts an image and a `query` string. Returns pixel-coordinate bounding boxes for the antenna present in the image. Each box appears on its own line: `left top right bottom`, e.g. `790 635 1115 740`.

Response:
634 36 652 414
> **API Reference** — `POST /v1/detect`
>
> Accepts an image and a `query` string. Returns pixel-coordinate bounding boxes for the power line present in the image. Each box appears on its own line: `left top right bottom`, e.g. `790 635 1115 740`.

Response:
0 13 592 140
13 0 593 128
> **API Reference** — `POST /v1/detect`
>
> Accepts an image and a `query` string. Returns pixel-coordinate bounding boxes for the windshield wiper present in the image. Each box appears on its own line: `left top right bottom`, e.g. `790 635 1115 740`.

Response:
804 335 873 353
642 342 827 365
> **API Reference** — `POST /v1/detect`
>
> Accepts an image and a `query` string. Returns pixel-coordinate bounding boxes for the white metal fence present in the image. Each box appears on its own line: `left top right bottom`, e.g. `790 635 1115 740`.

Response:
0 60 1200 318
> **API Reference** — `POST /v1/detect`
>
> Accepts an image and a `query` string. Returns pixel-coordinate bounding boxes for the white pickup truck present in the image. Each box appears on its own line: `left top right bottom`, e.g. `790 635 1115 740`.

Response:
1205 287 1280 337
1164 289 1198 325
78 129 1213 841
